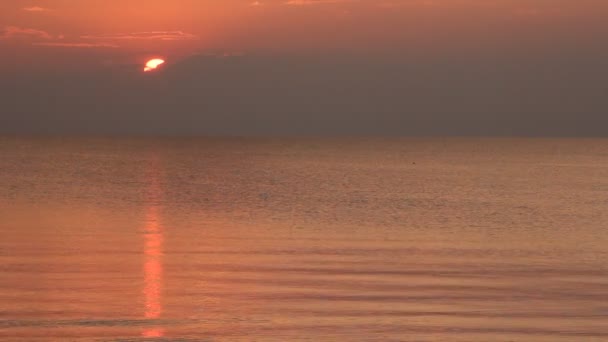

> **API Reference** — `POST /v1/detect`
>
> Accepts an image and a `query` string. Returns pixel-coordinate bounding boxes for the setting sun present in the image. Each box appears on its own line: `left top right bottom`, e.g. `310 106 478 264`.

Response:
144 59 165 72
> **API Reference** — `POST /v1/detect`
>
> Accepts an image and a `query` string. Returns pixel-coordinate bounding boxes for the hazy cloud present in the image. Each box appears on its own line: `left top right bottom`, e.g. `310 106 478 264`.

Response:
0 26 119 48
0 26 52 40
2 46 608 136
33 42 119 48
285 0 353 5
1 27 195 49
81 31 197 41
22 6 51 12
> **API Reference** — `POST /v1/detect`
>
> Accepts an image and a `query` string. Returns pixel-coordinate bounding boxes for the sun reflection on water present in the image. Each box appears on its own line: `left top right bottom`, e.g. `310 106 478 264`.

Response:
144 205 162 319
142 157 165 338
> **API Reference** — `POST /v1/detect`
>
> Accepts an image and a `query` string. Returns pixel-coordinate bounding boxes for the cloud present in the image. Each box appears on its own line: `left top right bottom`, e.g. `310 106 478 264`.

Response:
285 0 352 5
0 26 52 40
22 6 51 12
2 26 194 49
0 26 115 48
81 31 197 41
33 42 119 48
377 0 438 9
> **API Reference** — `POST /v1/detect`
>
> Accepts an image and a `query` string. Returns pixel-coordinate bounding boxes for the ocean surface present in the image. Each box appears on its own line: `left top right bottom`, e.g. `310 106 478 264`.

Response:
1 137 607 341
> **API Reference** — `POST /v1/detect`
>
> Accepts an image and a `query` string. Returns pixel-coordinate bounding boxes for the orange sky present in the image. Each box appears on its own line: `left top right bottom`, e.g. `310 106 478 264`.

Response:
2 1 608 136
1 0 608 70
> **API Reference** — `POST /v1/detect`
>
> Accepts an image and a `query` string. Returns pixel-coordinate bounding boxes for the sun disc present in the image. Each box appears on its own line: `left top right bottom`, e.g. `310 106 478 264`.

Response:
144 58 165 72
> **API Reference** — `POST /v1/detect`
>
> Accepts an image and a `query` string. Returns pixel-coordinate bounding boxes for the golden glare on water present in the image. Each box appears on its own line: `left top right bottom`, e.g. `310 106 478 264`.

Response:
144 58 165 72
142 157 164 338
144 205 162 319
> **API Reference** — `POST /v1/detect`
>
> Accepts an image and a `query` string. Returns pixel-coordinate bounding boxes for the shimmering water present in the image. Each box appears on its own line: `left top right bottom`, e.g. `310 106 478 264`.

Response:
1 137 607 341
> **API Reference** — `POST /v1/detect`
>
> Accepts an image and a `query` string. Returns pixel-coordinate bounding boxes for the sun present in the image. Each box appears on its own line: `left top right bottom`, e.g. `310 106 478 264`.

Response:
144 59 165 72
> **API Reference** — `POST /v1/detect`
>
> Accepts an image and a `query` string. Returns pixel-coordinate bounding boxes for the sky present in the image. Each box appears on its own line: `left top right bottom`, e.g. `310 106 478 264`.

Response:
1 0 608 136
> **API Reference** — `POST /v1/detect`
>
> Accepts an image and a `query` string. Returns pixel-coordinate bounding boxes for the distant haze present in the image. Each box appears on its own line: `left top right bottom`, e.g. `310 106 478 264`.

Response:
1 0 607 136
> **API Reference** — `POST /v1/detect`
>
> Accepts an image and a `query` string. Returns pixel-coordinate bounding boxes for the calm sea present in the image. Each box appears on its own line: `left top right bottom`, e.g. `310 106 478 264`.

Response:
1 137 607 341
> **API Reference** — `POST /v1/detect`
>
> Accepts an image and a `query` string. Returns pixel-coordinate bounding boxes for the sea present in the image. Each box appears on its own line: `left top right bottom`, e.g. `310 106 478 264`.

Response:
1 137 607 341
